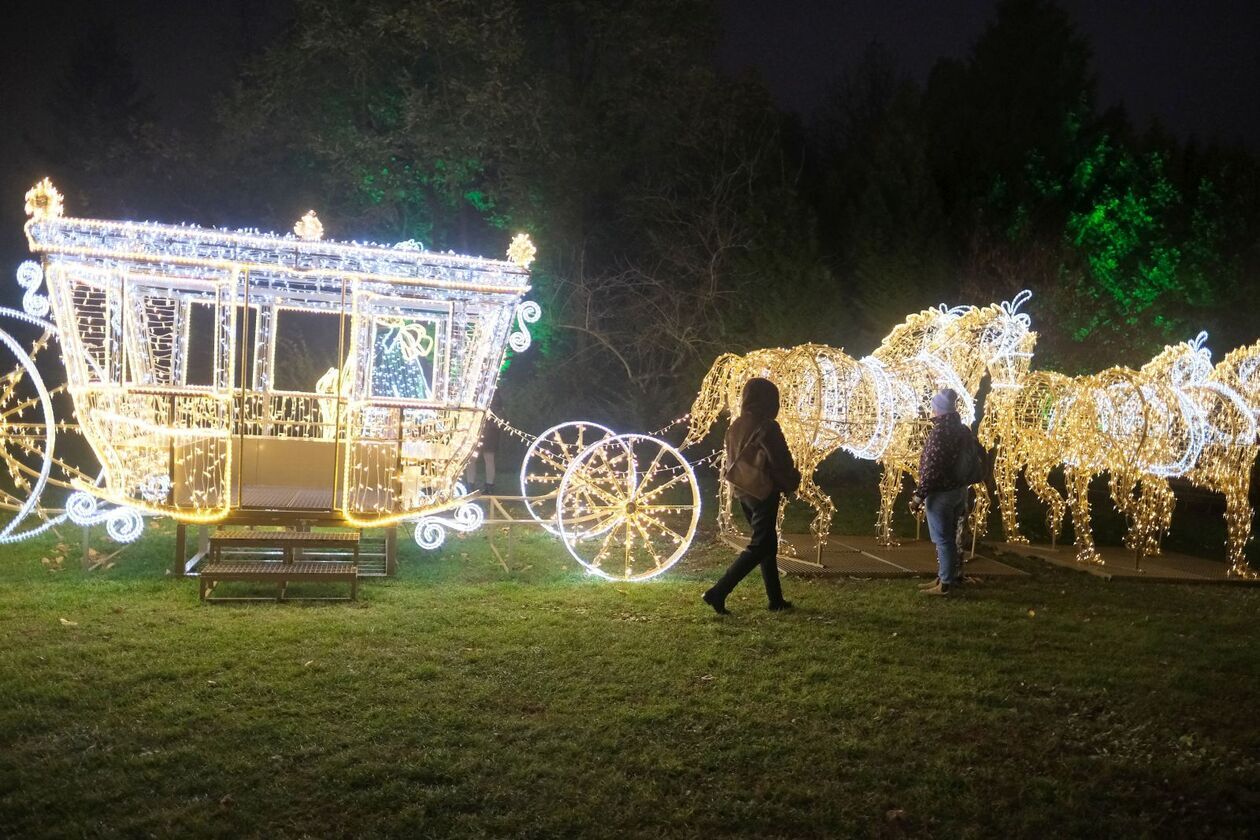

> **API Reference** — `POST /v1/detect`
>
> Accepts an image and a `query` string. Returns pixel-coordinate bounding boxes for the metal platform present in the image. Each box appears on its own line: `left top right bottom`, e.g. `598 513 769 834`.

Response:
722 532 1028 578
986 541 1259 584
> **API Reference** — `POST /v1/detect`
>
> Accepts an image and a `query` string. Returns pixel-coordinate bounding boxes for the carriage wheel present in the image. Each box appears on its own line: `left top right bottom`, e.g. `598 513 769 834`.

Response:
520 421 633 536
0 322 57 542
556 434 700 582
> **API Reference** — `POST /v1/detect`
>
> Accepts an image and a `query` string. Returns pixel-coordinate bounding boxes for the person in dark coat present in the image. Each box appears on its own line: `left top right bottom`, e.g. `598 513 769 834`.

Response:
464 416 500 493
911 388 972 595
703 377 802 614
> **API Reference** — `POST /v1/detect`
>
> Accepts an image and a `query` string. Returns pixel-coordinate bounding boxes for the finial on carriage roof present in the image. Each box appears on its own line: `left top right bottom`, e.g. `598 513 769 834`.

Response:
507 232 537 269
293 210 324 241
24 178 64 222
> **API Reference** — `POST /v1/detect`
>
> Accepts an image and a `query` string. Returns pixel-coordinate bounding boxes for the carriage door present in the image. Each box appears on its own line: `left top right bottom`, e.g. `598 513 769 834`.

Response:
234 274 350 513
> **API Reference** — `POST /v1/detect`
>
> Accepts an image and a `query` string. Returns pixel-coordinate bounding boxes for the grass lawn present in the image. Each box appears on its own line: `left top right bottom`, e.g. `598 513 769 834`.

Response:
1 483 1259 838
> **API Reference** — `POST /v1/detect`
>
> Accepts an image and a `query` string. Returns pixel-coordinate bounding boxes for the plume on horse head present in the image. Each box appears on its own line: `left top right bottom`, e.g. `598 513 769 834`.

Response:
977 291 1037 389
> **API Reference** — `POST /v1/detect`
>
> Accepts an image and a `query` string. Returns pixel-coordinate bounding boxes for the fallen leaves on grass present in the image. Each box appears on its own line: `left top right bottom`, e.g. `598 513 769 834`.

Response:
58 617 78 626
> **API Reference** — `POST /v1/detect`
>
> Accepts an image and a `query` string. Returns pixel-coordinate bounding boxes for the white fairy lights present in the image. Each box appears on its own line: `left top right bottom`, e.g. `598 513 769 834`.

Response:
24 180 538 528
556 433 700 582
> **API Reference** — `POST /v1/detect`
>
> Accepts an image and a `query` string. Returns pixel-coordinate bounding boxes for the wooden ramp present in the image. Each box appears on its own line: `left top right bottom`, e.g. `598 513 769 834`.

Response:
722 533 1028 579
987 541 1259 585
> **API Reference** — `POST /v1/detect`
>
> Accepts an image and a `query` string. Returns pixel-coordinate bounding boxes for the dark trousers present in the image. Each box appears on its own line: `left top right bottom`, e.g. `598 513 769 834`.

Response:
711 492 784 604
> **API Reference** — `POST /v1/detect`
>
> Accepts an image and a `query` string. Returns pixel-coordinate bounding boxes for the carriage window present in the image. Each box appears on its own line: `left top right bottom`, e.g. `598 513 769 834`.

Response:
370 315 440 399
125 291 183 386
183 302 217 386
271 309 348 393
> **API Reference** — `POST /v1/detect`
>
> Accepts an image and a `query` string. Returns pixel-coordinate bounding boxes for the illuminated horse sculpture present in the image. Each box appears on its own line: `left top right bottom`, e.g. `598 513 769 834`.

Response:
683 294 1037 547
982 333 1259 576
866 294 1036 544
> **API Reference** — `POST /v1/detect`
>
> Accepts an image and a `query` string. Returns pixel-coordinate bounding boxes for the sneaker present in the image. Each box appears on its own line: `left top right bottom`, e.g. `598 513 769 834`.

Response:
768 600 794 611
702 590 730 615
919 582 953 596
918 577 941 590
483 482 496 495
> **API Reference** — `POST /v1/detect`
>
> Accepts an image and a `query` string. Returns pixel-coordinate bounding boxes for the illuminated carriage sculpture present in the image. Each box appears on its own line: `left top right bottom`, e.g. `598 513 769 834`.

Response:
10 180 699 582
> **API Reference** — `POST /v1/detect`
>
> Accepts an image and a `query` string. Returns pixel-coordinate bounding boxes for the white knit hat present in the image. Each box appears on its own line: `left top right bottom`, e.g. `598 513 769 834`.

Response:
931 388 958 414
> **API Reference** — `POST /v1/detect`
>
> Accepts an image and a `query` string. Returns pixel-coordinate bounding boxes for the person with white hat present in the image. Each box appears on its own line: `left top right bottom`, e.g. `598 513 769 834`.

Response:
910 388 982 595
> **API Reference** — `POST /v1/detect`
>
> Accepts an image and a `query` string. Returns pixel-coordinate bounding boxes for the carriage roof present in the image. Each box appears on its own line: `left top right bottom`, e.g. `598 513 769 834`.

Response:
25 210 531 311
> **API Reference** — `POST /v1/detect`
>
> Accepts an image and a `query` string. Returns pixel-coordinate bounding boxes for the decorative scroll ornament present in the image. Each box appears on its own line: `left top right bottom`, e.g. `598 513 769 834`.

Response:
24 178 63 221
293 210 324 241
506 232 537 269
412 483 486 550
65 491 145 544
15 260 50 319
509 300 542 352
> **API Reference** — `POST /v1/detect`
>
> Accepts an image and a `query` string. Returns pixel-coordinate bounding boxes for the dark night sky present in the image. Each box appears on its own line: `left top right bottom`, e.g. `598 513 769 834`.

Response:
720 0 1260 148
3 1 1259 140
1 0 1258 195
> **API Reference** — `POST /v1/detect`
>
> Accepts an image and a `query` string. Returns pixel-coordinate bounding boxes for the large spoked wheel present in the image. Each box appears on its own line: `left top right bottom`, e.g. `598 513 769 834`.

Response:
0 322 57 540
556 434 700 582
521 421 633 536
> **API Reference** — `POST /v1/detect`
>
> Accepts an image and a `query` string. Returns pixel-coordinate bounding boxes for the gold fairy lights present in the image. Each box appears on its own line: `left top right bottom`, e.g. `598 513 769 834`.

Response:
506 233 537 269
982 333 1260 576
684 295 1036 549
293 210 324 241
12 179 1259 577
16 181 700 580
24 178 62 222
23 179 533 527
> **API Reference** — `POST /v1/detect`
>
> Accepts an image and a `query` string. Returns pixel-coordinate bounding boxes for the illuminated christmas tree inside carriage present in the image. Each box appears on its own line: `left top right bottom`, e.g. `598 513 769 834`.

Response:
23 179 541 527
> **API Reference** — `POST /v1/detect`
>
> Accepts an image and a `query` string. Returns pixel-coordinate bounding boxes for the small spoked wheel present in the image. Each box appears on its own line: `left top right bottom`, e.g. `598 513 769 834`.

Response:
520 421 632 536
557 434 700 582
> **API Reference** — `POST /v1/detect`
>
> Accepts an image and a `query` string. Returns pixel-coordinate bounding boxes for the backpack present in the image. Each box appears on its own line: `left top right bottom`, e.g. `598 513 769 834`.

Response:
723 425 775 502
953 429 985 487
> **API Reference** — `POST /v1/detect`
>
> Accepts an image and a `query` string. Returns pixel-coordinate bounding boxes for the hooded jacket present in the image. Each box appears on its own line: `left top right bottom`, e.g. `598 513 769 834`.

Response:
724 378 801 501
916 410 972 495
